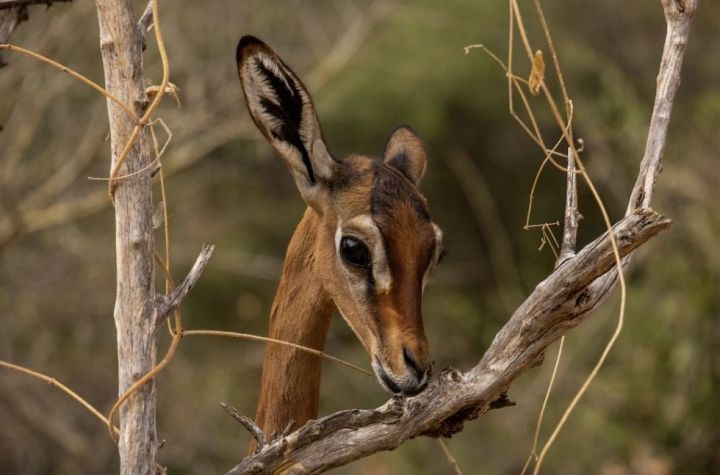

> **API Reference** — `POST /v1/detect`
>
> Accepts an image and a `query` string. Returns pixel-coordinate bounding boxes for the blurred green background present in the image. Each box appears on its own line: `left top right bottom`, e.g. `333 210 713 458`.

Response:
0 0 718 473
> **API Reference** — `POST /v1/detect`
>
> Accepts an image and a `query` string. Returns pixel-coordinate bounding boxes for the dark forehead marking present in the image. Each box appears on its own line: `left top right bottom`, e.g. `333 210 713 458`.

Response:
370 160 430 221
328 156 371 193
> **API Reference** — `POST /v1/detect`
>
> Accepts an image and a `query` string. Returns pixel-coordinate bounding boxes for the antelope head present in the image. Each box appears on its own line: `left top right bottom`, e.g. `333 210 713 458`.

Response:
236 36 443 396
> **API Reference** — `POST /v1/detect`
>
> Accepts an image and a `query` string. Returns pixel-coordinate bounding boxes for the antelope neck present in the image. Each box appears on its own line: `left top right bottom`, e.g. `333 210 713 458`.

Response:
253 209 335 441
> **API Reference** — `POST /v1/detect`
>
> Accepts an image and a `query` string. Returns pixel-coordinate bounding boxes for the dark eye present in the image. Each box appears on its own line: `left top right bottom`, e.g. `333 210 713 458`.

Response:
340 236 371 268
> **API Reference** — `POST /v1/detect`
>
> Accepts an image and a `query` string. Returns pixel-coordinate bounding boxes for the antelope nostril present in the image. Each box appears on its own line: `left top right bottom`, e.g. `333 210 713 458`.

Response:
403 347 425 381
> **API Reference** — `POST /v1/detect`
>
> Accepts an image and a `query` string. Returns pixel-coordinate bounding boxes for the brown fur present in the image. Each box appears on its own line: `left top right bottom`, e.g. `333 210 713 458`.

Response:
252 158 438 445
253 210 334 442
237 37 442 452
370 166 434 375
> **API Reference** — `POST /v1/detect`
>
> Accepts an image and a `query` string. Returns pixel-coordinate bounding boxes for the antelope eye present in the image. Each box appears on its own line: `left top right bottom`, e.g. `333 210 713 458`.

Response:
340 236 371 268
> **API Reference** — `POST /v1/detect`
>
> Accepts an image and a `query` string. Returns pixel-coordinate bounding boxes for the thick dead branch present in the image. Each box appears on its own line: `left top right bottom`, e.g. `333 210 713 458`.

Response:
225 1 694 473
226 208 671 474
476 209 670 375
95 0 157 473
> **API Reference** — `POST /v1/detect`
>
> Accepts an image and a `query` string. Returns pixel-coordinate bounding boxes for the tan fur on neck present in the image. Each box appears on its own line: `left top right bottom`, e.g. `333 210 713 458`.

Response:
253 209 334 444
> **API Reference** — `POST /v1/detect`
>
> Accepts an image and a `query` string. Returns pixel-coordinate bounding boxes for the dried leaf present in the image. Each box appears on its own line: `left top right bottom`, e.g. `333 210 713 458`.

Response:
528 50 545 95
145 81 181 108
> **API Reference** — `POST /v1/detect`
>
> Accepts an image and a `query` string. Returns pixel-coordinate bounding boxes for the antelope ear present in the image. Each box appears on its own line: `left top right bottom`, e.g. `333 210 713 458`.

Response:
236 35 338 210
382 125 428 185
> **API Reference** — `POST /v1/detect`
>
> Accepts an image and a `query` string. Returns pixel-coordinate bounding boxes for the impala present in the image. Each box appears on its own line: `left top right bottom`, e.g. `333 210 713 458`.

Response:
236 36 444 440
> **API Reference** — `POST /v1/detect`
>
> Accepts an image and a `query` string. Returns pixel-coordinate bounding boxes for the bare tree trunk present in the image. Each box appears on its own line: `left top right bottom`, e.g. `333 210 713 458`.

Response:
95 2 157 474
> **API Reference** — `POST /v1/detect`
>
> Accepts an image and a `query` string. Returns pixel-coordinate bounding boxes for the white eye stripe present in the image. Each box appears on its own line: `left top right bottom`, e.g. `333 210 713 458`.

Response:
335 215 392 292
432 223 444 262
422 223 444 290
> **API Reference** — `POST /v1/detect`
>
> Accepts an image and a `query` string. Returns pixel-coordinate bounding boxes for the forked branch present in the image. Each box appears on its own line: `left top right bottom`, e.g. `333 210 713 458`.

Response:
225 0 695 473
227 209 670 474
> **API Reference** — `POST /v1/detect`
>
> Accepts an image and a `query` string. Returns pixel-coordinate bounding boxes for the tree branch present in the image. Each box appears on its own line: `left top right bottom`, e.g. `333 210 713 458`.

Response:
587 0 698 314
556 147 579 266
221 403 265 453
226 208 671 474
627 0 698 214
137 0 152 48
224 0 695 473
156 244 215 324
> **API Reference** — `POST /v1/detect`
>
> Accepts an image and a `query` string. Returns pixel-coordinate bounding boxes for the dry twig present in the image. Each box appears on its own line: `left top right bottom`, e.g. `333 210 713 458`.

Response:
557 147 580 265
156 244 215 323
222 403 265 453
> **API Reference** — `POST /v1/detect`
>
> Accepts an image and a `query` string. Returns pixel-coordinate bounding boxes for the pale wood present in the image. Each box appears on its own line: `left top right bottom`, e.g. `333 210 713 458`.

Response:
226 209 670 474
627 0 698 213
95 1 157 474
225 0 696 473
156 244 215 324
587 0 698 315
557 147 579 265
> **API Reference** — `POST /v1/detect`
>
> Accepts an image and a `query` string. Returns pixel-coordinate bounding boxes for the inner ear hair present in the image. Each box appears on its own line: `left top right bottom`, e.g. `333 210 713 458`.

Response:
236 36 345 214
236 36 324 185
382 125 428 185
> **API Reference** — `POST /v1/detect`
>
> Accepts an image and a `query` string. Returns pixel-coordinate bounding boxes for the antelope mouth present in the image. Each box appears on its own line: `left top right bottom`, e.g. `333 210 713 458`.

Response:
373 357 429 396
